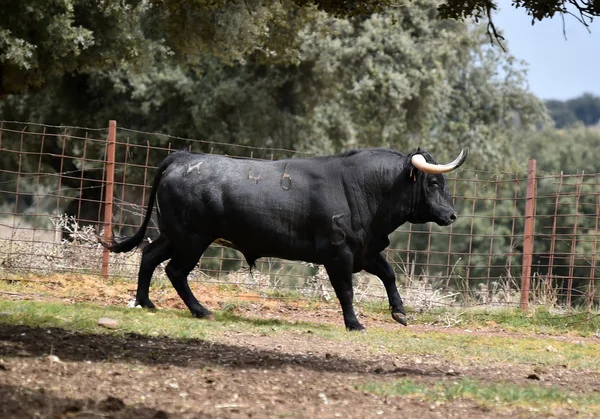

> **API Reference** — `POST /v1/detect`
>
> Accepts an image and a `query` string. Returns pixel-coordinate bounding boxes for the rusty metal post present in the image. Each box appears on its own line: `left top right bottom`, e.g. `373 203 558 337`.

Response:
101 120 117 278
521 159 537 310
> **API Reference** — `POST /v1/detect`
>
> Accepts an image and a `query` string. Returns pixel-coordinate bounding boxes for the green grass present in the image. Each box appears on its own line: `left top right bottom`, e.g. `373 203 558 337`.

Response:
359 300 600 335
358 378 600 414
1 299 599 372
0 299 334 340
3 274 600 336
343 326 600 370
0 300 208 340
214 300 600 371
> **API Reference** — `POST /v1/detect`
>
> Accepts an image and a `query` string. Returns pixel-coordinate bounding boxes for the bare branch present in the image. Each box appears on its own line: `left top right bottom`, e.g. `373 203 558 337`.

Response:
486 2 506 52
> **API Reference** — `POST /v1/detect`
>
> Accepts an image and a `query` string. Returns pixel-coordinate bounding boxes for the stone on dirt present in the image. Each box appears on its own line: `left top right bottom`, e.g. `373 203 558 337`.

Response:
46 354 62 364
98 317 119 329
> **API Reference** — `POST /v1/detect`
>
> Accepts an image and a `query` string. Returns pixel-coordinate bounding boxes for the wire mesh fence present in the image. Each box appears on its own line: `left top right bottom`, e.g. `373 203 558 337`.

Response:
0 120 599 310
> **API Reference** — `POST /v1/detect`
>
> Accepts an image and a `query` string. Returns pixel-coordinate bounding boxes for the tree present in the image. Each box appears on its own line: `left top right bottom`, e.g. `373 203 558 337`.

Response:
293 6 548 166
0 1 549 275
567 93 600 126
0 0 170 96
0 0 313 97
545 100 579 128
1 0 598 97
1 1 549 166
546 94 600 128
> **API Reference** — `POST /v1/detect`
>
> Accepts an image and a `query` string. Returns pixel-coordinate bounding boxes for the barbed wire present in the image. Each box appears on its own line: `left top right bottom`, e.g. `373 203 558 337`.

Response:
0 168 105 187
0 120 109 132
2 120 600 179
117 126 316 156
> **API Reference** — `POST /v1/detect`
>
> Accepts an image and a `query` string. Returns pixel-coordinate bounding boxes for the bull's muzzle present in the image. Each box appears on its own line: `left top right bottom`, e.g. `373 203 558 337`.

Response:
439 212 458 226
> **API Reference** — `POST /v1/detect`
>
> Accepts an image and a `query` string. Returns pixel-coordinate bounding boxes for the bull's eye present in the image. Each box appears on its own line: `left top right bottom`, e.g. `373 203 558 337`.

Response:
429 179 439 187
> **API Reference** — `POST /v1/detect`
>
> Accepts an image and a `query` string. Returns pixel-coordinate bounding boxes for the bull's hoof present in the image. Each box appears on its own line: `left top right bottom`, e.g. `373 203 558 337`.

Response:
392 312 408 326
193 311 215 320
346 324 366 332
129 299 156 310
141 300 156 310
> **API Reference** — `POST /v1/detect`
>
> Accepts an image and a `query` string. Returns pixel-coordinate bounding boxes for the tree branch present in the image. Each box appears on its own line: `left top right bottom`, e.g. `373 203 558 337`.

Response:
486 2 506 52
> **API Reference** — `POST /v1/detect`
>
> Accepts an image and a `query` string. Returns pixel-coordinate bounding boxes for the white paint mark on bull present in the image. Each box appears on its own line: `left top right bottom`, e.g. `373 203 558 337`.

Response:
281 164 292 190
331 214 346 245
187 161 203 174
248 168 261 184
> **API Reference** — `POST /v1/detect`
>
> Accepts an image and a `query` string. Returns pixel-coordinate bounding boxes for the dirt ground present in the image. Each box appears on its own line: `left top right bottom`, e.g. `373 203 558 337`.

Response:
1 278 600 418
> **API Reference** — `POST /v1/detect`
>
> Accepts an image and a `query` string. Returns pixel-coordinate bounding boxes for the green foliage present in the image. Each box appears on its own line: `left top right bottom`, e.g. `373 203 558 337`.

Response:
149 0 314 66
546 93 600 128
1 1 548 164
0 0 170 96
359 378 600 412
522 125 600 173
2 0 598 96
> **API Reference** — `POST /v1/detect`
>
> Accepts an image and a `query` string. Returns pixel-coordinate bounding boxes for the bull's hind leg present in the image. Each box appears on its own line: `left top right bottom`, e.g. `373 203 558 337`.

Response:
135 234 174 309
365 253 407 326
164 242 213 319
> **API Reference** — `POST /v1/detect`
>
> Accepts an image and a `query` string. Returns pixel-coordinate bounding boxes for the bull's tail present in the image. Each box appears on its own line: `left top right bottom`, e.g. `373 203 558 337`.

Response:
100 153 178 253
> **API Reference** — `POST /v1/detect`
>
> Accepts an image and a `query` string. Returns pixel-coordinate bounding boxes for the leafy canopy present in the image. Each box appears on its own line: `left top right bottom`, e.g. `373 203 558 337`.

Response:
1 0 549 169
1 0 598 96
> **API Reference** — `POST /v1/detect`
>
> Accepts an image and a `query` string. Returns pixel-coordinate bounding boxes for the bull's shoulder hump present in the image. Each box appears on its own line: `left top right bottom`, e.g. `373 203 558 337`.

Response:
334 147 405 159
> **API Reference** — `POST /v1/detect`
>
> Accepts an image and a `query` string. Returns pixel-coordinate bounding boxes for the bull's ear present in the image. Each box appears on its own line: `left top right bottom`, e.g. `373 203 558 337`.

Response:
416 146 422 153
408 156 419 182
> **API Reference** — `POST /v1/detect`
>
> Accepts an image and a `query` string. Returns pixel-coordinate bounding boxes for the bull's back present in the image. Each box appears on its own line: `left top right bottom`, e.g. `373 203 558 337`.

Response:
156 153 343 262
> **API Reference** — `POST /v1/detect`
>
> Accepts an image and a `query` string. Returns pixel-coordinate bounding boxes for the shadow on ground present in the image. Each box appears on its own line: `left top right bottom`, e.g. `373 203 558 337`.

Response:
0 383 174 419
0 323 430 377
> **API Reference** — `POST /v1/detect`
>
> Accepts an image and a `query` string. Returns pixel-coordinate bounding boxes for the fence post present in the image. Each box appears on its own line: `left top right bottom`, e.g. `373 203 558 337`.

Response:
520 159 537 310
101 120 117 278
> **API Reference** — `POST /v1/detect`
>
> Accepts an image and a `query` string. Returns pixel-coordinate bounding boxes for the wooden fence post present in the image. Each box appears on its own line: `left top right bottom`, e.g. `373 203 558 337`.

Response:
521 159 537 310
101 120 117 278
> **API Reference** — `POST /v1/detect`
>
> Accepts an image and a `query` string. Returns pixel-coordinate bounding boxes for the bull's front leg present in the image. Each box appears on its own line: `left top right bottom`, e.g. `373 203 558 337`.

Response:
364 253 407 326
325 254 365 332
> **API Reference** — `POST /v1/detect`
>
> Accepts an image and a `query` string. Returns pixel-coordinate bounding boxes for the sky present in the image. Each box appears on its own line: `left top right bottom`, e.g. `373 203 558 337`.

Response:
493 2 600 101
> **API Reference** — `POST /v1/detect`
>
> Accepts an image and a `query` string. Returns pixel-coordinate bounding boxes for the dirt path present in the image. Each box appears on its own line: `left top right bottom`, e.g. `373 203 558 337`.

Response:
0 324 524 419
1 279 599 418
2 319 598 419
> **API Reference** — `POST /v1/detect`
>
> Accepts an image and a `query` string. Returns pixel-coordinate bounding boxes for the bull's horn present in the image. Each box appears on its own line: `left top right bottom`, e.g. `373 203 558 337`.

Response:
411 148 469 174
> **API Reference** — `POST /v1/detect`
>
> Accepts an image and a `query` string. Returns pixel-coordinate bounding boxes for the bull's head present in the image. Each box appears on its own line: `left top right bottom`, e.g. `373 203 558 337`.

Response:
407 148 468 226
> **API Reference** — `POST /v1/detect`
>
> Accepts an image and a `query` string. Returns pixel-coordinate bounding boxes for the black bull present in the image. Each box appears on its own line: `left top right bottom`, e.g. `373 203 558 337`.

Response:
101 147 468 331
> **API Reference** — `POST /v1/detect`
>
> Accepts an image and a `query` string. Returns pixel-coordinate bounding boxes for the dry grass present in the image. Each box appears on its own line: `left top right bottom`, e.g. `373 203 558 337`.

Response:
0 214 578 312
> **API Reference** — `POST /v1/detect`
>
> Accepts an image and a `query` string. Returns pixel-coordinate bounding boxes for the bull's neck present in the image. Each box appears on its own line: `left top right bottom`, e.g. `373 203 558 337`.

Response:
347 161 412 237
377 173 416 235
